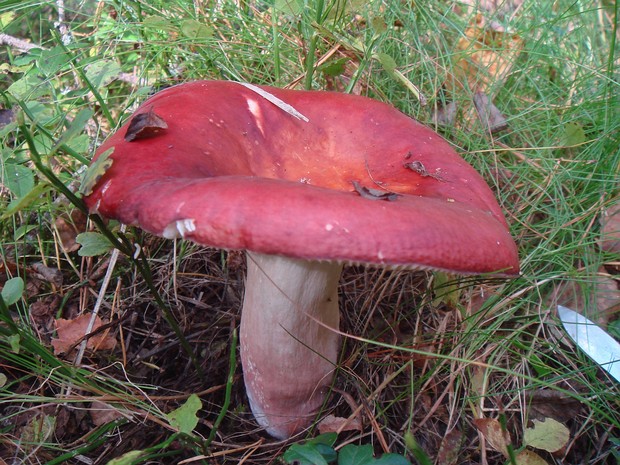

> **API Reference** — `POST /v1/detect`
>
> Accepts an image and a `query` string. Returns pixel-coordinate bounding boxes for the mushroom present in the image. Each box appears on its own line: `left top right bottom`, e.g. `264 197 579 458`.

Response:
82 80 519 439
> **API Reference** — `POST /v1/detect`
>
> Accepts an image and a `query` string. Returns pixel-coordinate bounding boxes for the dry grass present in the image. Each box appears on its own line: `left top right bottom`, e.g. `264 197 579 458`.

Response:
1 0 619 464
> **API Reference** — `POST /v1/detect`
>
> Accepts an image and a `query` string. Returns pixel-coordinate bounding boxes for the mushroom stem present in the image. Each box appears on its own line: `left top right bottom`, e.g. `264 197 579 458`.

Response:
240 251 343 439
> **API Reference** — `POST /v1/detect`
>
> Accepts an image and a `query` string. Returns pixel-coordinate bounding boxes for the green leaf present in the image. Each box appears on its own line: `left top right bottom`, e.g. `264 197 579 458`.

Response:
165 394 202 434
0 11 16 28
274 0 303 15
372 454 411 465
180 19 213 39
66 133 90 153
529 353 553 377
283 434 338 465
561 122 585 146
283 443 332 465
8 334 20 353
608 319 620 339
25 101 56 125
370 17 388 34
76 232 114 257
7 73 51 100
13 224 38 241
58 108 94 147
143 15 176 31
309 433 338 447
37 46 71 76
1 277 24 305
524 418 570 453
318 58 349 77
374 52 397 74
79 147 115 196
2 182 50 220
106 450 146 465
338 444 410 465
2 162 35 198
85 60 121 89
338 444 374 464
0 372 7 388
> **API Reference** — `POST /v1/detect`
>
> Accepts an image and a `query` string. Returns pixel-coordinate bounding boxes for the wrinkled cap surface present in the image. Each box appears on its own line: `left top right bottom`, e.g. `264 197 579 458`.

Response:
83 81 519 276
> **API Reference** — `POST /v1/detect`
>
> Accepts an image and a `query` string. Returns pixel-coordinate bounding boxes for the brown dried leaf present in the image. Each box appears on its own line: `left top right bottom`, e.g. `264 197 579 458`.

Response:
124 107 168 142
31 262 63 287
317 414 362 434
0 108 16 128
437 428 463 465
473 91 508 133
432 100 458 127
352 181 399 201
469 366 487 398
450 14 524 94
515 449 549 465
473 417 511 457
55 210 88 253
441 13 523 131
600 200 620 254
51 313 116 355
527 389 583 423
90 401 123 426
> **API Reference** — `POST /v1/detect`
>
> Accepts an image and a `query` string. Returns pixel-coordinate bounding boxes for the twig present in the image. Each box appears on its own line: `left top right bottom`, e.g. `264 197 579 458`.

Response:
54 0 73 45
73 224 126 367
0 33 41 52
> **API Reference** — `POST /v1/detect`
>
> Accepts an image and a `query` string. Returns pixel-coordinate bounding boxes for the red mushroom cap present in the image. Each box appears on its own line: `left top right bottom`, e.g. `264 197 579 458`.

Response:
83 80 519 276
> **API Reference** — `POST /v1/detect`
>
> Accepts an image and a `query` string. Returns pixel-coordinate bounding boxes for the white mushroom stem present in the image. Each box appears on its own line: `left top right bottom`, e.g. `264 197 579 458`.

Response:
240 251 343 439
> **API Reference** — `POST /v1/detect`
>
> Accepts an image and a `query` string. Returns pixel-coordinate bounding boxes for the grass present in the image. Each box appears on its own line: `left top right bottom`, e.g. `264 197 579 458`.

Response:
1 0 619 463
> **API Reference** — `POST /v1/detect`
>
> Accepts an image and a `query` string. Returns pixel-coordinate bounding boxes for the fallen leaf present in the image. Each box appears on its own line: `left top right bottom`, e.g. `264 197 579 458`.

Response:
515 449 549 465
20 413 56 453
0 107 16 128
55 209 88 253
107 450 146 465
473 91 508 133
451 14 524 94
561 121 586 147
432 100 458 127
31 262 63 287
76 231 114 257
469 365 487 398
1 277 24 305
51 313 116 355
166 394 202 434
527 389 583 423
524 418 570 453
440 13 523 131
437 428 463 465
318 414 362 434
473 417 511 457
352 181 399 201
600 199 620 255
90 401 123 426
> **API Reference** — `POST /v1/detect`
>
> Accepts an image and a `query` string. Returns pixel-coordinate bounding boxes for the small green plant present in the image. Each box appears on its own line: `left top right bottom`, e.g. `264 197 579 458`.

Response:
283 433 412 465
